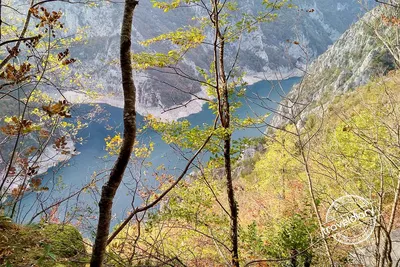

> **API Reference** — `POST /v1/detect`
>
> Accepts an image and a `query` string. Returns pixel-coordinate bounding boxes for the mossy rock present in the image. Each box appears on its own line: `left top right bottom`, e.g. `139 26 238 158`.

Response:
42 224 86 258
0 221 87 266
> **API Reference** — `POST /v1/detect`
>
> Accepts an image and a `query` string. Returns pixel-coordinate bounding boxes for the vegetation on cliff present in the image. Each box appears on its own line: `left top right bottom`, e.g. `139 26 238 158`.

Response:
0 216 86 266
106 69 400 266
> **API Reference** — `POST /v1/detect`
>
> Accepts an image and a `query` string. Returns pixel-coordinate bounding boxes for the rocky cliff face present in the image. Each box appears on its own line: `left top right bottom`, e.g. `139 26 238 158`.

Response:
39 0 371 117
270 4 395 129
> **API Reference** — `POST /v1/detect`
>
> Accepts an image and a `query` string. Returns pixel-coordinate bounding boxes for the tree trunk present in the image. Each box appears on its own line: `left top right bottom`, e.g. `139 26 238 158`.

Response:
220 53 239 267
224 137 239 267
211 0 239 264
90 0 138 266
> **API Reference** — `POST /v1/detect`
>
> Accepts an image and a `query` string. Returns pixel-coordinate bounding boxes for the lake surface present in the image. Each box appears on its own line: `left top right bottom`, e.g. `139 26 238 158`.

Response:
18 78 300 227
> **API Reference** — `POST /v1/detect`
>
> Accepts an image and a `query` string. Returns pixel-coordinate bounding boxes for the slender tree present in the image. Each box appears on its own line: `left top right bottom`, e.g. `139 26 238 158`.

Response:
210 0 239 264
90 0 139 265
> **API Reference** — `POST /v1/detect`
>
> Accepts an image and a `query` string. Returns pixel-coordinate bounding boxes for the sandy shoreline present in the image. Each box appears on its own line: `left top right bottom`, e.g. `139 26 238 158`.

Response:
64 71 302 121
64 89 209 122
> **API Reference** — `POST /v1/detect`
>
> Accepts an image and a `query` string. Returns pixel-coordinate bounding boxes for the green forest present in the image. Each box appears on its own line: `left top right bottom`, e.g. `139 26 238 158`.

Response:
1 0 400 266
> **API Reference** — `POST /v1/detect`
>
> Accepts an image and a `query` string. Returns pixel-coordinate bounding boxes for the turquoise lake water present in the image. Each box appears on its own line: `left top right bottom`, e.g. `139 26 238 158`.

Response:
18 78 300 225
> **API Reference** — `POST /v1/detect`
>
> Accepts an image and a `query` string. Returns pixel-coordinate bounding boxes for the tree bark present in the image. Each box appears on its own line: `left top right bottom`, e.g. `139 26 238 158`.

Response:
220 44 239 267
224 137 239 266
90 0 138 266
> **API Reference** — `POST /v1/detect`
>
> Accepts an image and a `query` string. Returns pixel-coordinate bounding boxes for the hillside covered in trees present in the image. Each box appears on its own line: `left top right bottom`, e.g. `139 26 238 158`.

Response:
1 0 400 267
